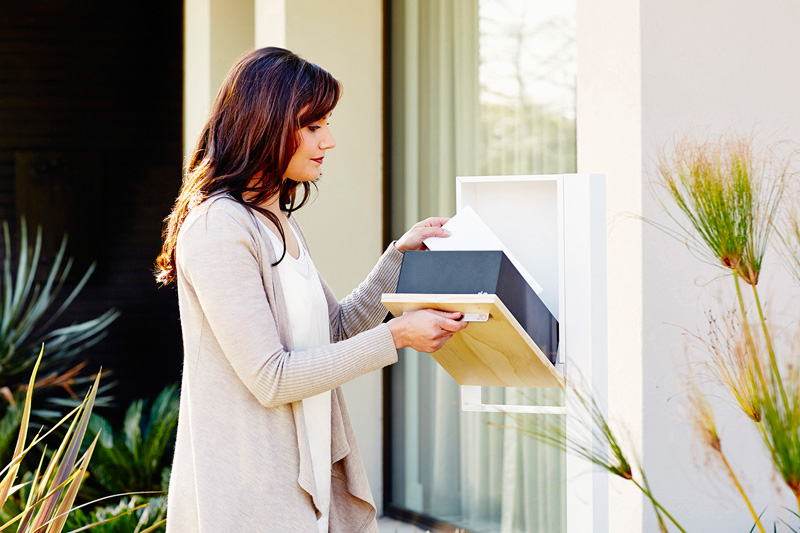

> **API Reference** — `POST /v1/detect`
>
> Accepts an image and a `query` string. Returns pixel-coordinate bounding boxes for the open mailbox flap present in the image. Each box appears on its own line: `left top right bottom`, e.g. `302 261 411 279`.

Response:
382 230 563 389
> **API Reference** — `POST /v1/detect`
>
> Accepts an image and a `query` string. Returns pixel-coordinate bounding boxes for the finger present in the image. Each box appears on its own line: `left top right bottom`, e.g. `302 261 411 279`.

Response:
435 333 454 349
438 318 467 333
427 310 462 319
451 319 469 330
421 217 451 227
418 227 451 239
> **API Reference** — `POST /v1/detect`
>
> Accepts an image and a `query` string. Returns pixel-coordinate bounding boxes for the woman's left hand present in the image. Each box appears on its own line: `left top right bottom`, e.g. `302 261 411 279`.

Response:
395 217 451 253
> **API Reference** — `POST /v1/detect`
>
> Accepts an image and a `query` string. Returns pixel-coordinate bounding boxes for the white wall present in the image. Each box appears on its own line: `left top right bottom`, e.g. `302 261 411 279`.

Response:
185 0 387 514
579 0 800 530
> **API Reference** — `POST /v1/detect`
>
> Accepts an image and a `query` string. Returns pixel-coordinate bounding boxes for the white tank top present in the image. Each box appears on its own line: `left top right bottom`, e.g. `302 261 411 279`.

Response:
261 219 332 532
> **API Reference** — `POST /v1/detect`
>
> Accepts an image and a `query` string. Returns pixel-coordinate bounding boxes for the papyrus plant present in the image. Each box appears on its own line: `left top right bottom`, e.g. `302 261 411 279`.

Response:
656 135 786 285
696 312 762 426
657 133 800 531
657 135 791 379
685 369 766 532
758 347 800 514
779 211 800 287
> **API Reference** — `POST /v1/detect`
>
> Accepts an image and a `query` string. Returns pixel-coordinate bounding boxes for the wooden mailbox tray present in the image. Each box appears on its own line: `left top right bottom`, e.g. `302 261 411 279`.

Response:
381 293 564 389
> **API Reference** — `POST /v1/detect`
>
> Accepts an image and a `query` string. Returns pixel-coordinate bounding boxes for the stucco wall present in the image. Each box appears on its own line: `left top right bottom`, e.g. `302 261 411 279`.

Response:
579 0 800 530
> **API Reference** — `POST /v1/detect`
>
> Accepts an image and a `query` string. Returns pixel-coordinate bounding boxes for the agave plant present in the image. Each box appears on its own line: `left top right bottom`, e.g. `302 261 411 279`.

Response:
78 384 179 500
0 219 119 461
0 350 164 532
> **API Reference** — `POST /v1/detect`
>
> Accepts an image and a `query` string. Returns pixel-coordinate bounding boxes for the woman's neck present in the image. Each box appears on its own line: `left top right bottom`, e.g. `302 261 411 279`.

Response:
248 194 300 259
260 196 283 217
243 189 283 215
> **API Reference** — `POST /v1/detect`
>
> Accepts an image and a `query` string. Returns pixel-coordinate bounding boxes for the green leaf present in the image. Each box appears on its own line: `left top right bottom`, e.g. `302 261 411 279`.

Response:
0 219 118 424
79 385 179 498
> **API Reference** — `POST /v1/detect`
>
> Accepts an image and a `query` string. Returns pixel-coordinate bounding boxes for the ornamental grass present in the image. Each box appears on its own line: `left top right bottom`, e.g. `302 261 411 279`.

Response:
0 349 165 532
0 349 100 532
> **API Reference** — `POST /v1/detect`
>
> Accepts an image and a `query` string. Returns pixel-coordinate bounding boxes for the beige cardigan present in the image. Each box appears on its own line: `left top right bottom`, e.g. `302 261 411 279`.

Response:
166 194 401 532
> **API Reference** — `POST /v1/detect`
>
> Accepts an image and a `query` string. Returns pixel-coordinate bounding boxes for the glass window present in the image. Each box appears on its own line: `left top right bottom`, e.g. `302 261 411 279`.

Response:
387 0 576 531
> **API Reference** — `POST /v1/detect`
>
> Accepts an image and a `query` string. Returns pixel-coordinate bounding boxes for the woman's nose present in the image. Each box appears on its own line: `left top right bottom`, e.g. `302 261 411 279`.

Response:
320 130 336 150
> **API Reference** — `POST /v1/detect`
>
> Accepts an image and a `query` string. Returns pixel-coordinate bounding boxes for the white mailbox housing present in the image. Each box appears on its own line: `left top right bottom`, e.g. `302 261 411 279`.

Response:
456 173 609 533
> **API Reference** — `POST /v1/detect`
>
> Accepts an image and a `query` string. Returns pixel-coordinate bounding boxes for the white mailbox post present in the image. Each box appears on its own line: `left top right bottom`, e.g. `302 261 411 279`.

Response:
456 174 609 533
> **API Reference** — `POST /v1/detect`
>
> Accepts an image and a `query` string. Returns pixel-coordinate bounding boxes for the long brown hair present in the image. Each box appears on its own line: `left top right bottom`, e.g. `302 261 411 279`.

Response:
155 47 341 285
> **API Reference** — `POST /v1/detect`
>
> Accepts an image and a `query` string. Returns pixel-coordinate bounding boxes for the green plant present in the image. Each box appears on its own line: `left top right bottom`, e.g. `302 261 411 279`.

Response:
685 370 763 530
655 134 786 286
79 385 179 500
778 212 800 286
0 220 119 460
64 495 166 533
758 351 800 513
0 348 101 532
656 133 800 531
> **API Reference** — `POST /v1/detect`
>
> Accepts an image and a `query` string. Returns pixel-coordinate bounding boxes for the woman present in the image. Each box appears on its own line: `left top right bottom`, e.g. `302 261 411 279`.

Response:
155 47 467 532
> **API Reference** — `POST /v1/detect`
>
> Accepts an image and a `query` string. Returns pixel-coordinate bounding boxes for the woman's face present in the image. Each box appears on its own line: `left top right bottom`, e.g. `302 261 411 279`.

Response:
284 113 336 182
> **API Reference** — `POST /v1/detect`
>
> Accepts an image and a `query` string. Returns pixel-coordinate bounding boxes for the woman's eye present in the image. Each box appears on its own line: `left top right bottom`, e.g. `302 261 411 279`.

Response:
308 126 320 132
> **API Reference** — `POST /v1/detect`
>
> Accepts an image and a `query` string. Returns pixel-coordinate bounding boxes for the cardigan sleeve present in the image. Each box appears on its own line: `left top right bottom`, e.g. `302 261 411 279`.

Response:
177 209 398 408
321 243 403 342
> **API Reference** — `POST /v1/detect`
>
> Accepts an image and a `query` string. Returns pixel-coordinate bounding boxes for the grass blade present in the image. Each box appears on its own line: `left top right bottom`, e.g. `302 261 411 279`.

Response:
0 348 42 506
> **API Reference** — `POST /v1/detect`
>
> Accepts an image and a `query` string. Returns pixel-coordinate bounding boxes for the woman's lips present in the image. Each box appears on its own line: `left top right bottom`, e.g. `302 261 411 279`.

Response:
312 157 324 164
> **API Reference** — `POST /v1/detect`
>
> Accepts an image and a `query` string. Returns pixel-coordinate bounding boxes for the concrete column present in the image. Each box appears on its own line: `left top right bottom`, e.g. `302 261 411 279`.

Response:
183 0 212 159
254 0 285 48
184 0 254 159
577 1 643 530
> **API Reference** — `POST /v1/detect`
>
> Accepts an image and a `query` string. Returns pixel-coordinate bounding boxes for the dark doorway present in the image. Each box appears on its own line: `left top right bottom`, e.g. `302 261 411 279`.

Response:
0 1 184 417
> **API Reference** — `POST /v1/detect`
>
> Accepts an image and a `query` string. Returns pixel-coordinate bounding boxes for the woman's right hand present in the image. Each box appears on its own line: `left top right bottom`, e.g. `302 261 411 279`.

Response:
387 309 468 353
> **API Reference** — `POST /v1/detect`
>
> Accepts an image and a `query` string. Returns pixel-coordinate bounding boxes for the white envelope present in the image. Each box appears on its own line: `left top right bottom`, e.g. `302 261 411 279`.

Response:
423 205 544 294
